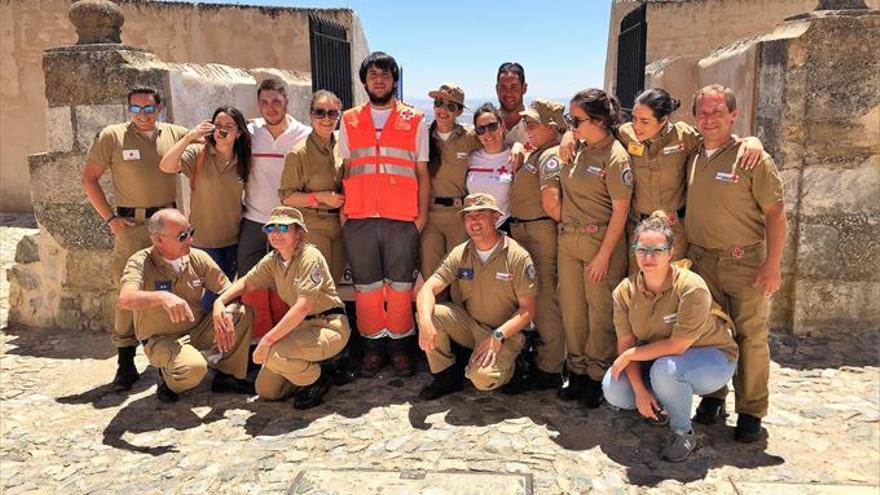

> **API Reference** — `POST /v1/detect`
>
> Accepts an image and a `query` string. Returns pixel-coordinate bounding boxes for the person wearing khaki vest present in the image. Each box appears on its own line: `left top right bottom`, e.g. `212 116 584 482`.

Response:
118 209 254 403
417 193 537 399
279 90 347 284
217 206 351 410
543 89 633 408
502 98 567 391
603 214 737 462
685 84 787 443
82 87 189 391
160 105 251 312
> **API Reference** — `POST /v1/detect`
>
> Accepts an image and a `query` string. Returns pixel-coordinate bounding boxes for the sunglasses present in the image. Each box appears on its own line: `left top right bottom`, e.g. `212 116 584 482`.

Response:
633 243 671 257
162 227 195 242
475 121 501 136
433 99 462 112
262 224 291 234
311 108 341 120
563 113 590 128
129 105 158 115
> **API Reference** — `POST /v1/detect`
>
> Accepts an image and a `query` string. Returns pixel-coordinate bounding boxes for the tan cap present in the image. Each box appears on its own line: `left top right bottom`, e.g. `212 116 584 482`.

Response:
428 83 467 108
519 98 565 127
459 192 503 216
264 206 308 233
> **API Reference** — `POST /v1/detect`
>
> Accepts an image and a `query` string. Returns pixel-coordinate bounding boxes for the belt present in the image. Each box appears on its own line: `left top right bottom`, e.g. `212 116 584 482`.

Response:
559 223 606 235
117 203 176 220
433 196 465 207
305 306 346 320
690 242 764 260
637 206 686 222
303 207 340 216
509 216 553 224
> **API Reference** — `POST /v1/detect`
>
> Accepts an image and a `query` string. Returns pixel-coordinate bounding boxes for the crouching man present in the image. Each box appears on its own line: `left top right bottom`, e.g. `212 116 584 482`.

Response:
416 193 537 399
118 208 254 402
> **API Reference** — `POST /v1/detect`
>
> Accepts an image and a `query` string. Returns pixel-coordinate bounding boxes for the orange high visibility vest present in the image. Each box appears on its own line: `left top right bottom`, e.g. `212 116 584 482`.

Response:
342 102 422 221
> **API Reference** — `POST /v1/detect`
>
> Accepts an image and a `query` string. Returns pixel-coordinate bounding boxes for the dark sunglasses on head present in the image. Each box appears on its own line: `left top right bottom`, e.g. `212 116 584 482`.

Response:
475 121 501 136
262 224 291 234
129 105 158 115
433 99 461 112
563 113 590 128
311 108 341 120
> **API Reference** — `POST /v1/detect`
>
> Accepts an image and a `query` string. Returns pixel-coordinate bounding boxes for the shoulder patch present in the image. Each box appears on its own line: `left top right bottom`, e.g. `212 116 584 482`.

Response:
309 265 323 284
621 167 634 187
525 263 537 281
541 156 561 174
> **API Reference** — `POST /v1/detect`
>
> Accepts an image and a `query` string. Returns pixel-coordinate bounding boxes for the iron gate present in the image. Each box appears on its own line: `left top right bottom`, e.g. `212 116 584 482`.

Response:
309 14 353 110
615 2 647 117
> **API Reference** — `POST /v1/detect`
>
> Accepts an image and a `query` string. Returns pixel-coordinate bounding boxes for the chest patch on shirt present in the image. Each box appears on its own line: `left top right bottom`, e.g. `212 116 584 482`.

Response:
586 165 606 177
627 142 645 157
663 143 686 155
456 152 469 160
715 171 740 183
310 266 323 284
495 272 513 282
192 278 204 288
498 173 513 183
663 313 678 324
524 162 538 174
122 149 141 161
154 280 172 291
457 268 474 280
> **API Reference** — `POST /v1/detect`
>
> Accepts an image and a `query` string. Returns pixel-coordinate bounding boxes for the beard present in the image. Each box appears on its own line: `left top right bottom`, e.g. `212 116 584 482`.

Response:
368 85 395 106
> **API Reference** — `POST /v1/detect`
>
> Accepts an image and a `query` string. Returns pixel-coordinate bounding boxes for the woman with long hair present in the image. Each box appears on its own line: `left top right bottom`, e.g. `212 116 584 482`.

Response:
467 102 513 233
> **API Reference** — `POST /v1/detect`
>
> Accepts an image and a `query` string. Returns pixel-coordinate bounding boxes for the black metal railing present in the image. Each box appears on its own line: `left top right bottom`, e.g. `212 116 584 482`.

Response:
309 14 354 110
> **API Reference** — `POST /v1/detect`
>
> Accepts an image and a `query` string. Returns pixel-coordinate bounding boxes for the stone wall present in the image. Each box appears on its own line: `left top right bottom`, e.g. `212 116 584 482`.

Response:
0 0 368 213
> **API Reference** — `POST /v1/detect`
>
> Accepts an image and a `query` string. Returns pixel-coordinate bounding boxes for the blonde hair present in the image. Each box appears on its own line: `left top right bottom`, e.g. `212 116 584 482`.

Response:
632 210 674 247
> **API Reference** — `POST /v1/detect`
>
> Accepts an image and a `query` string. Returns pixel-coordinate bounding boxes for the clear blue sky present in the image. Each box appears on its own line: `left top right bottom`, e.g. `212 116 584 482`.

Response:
164 0 611 104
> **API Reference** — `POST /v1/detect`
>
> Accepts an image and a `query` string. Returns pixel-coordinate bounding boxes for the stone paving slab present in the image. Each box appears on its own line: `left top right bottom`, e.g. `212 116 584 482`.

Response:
288 468 532 494
731 482 880 495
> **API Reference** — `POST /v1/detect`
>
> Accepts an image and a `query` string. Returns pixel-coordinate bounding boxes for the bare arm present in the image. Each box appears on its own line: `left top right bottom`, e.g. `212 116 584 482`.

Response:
159 121 210 174
118 285 194 324
416 276 449 352
587 198 630 283
541 186 561 222
82 161 133 235
755 201 787 297
252 294 315 364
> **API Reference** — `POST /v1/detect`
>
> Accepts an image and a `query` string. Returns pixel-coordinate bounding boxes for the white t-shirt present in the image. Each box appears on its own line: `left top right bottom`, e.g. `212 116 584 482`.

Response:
475 238 501 263
338 105 429 161
466 148 512 227
245 115 311 223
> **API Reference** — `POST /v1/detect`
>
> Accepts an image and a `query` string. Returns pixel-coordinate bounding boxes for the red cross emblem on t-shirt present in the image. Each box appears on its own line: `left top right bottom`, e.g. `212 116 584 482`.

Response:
497 165 509 175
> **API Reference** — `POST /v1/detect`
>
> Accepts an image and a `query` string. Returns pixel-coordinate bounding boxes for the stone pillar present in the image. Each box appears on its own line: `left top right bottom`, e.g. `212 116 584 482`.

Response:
755 7 880 333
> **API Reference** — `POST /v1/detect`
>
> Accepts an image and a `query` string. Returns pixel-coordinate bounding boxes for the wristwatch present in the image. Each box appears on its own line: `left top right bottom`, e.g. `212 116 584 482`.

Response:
492 329 506 342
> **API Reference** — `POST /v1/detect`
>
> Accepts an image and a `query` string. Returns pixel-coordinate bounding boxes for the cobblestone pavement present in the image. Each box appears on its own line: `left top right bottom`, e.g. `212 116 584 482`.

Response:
1 220 878 494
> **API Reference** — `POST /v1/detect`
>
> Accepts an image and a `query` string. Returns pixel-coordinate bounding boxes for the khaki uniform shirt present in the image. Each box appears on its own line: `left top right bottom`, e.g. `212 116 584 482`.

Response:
618 121 701 215
179 143 244 248
428 123 481 199
542 135 633 226
612 266 738 361
121 247 230 341
685 138 784 250
510 142 557 220
431 235 538 329
278 132 343 199
243 245 343 314
87 121 189 207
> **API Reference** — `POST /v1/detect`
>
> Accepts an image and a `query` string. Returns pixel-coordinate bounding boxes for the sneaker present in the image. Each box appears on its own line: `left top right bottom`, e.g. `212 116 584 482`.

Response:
211 372 256 395
557 374 589 401
693 397 727 425
418 366 464 401
112 346 140 391
662 430 697 462
156 371 178 403
581 377 605 409
734 413 762 443
292 372 332 410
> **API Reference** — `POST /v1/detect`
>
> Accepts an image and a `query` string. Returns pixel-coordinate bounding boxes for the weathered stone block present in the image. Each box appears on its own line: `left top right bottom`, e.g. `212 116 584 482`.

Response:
32 202 112 251
795 223 840 279
29 151 112 205
798 215 880 281
74 103 125 151
800 158 880 217
793 280 880 334
14 234 40 264
65 250 112 290
46 106 74 152
7 265 39 291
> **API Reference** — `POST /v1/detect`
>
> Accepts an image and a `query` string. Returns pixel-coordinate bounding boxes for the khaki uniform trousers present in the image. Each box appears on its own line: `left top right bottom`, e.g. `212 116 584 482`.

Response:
689 242 769 417
626 216 689 277
303 210 346 284
112 216 152 348
557 227 627 381
510 219 564 373
420 207 468 301
142 304 253 393
255 314 351 400
425 303 525 391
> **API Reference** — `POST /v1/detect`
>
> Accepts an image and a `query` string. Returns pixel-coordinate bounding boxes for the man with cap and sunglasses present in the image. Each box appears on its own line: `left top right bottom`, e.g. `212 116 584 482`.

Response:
117 208 254 403
82 87 190 392
416 193 538 399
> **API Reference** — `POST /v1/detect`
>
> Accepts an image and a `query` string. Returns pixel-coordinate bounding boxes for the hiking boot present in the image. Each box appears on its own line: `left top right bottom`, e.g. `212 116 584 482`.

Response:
388 337 414 377
418 365 465 401
734 413 762 443
111 346 140 391
529 370 563 391
359 338 386 378
293 372 332 410
156 371 178 403
557 373 589 401
662 430 697 462
581 377 605 409
211 372 256 395
693 397 727 425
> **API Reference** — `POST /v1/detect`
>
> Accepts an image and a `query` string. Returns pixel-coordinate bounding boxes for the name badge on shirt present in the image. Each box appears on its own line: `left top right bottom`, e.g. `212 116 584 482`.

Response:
627 142 645 157
499 173 513 183
155 280 172 291
524 162 538 174
456 152 469 160
586 165 606 177
663 143 686 155
495 272 513 282
457 268 474 280
192 278 204 288
715 171 740 183
663 313 678 324
122 149 141 161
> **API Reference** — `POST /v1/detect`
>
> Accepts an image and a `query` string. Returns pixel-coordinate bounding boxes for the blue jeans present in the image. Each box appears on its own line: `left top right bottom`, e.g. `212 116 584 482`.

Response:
200 244 238 313
602 346 736 434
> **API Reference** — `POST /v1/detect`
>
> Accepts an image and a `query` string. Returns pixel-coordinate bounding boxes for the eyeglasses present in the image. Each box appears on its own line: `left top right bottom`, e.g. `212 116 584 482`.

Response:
262 224 290 234
311 108 341 120
563 113 590 129
129 105 158 115
523 119 542 130
633 243 671 257
162 227 195 242
475 121 501 136
433 99 461 112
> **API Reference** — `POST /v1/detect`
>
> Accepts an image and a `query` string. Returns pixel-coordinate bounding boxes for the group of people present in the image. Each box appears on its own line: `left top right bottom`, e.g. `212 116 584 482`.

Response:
83 51 786 462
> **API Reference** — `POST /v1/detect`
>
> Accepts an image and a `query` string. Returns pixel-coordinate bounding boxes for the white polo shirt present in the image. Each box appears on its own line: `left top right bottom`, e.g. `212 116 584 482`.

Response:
245 115 311 223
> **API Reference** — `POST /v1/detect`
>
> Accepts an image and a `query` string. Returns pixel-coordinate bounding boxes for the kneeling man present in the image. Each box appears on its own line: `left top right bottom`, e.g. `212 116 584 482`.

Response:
417 193 537 399
118 208 254 402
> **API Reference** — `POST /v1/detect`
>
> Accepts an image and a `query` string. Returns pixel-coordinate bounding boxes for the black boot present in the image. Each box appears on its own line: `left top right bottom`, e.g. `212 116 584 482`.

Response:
557 373 589 401
582 376 605 409
212 372 256 395
325 350 359 386
156 371 178 403
293 371 332 410
419 365 465 400
694 397 727 425
112 346 140 391
529 370 564 391
359 338 386 378
734 413 762 443
388 337 414 377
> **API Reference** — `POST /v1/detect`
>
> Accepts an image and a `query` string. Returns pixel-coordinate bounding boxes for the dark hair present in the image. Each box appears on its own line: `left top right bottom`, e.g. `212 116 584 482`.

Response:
127 86 162 105
632 210 674 248
207 105 251 183
691 84 737 115
473 102 502 127
358 51 400 84
634 88 681 120
496 62 525 85
310 89 341 110
257 77 288 98
570 88 623 136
